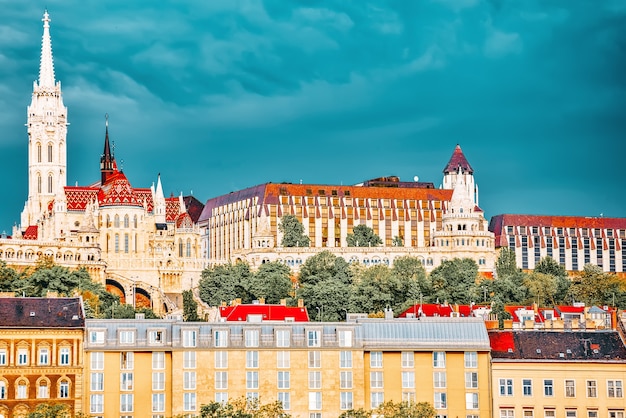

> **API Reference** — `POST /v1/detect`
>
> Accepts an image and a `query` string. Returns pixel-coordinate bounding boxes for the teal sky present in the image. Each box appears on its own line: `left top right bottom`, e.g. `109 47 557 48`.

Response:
0 0 624 232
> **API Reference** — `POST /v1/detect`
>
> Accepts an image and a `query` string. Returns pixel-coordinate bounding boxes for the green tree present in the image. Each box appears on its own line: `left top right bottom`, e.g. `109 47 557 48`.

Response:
534 256 571 304
524 272 558 306
391 256 431 303
0 260 22 292
279 214 310 247
375 400 437 418
430 258 479 304
349 265 395 315
249 261 293 304
338 409 372 418
495 247 519 278
298 251 352 286
200 396 291 418
570 264 626 307
346 224 382 247
199 262 254 306
27 402 70 418
183 289 200 321
299 278 352 321
392 235 403 247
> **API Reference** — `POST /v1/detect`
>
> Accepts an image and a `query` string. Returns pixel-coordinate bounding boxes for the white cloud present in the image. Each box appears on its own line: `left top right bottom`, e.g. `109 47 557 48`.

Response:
484 29 523 57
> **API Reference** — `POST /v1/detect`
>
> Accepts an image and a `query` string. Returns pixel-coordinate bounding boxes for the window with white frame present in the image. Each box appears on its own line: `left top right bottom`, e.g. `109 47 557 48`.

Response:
608 380 623 398
565 380 576 397
523 410 534 418
433 351 446 368
277 351 290 368
340 351 352 368
183 351 196 369
276 330 290 347
246 371 259 389
90 330 105 344
341 371 353 389
500 409 514 418
120 372 133 391
152 352 165 369
91 352 104 370
465 372 478 389
149 330 165 344
371 371 384 389
0 380 5 399
214 330 228 347
119 330 135 344
152 393 165 412
90 394 104 413
59 380 69 398
523 379 532 396
371 351 383 368
309 371 321 389
500 378 513 396
434 371 447 388
402 391 415 404
215 351 228 368
544 410 555 418
434 392 447 409
152 372 165 391
341 391 353 410
608 412 624 418
184 371 196 390
309 391 322 410
16 380 27 398
17 348 28 365
338 330 352 347
278 371 290 389
0 349 6 365
59 347 70 365
544 380 554 396
120 393 134 412
586 380 597 397
120 352 134 370
182 330 197 348
245 330 259 347
566 411 577 418
402 371 415 389
38 380 49 398
183 392 196 411
246 351 259 368
215 371 228 390
464 351 478 368
91 373 104 391
371 392 384 408
38 348 49 365
308 351 321 368
278 392 290 410
215 392 228 404
465 393 478 409
587 411 597 418
308 330 321 347
402 351 414 368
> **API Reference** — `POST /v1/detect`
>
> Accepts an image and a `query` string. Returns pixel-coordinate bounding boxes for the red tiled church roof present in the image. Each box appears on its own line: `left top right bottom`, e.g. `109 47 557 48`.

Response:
23 225 38 240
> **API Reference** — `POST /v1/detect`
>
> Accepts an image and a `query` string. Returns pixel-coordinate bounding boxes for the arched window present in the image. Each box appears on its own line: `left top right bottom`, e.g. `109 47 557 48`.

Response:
134 234 138 253
115 234 120 253
114 215 120 228
48 174 53 193
37 143 42 162
186 239 191 257
16 379 28 399
0 380 6 399
133 215 138 228
178 239 183 257
47 143 53 162
124 215 129 228
124 234 129 253
37 379 49 398
59 379 70 398
37 174 42 193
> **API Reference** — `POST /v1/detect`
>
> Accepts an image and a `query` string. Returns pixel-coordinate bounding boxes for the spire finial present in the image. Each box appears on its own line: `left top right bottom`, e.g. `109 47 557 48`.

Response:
39 10 56 88
105 113 109 128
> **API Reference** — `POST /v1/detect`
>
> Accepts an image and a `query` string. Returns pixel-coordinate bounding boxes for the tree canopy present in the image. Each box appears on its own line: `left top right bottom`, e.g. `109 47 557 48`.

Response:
346 224 382 247
430 258 479 304
248 261 293 304
199 262 254 306
279 214 310 247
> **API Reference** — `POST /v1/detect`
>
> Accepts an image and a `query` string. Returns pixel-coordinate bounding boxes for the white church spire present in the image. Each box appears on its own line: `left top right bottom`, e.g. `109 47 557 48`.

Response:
39 10 56 89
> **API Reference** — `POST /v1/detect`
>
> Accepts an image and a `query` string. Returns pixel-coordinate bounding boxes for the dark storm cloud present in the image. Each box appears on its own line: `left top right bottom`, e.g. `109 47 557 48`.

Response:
0 0 624 231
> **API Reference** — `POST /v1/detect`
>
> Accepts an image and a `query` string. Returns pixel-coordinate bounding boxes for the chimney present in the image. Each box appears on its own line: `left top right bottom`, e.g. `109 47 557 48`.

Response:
297 299 304 308
280 299 287 306
258 297 265 305
234 298 242 306
384 307 394 320
46 291 58 298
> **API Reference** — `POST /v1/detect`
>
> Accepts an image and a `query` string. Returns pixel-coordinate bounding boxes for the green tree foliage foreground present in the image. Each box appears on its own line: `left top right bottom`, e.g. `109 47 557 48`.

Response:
199 397 290 418
347 224 382 247
279 214 310 247
340 400 436 418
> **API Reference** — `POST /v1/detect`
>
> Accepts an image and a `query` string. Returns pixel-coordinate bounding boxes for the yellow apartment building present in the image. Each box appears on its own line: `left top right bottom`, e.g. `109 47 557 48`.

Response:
490 330 626 418
82 316 491 418
0 296 85 418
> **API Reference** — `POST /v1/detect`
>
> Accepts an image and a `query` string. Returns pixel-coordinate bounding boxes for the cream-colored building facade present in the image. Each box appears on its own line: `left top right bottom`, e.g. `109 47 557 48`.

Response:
0 12 205 313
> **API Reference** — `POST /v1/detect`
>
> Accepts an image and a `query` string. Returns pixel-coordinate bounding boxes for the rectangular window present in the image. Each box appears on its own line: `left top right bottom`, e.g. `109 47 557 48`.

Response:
402 371 415 389
309 392 322 410
340 371 353 389
308 330 321 347
214 330 228 347
17 348 28 365
565 380 576 397
91 373 104 391
39 348 49 365
523 379 532 396
215 351 228 368
119 330 135 344
500 378 513 396
59 347 70 365
608 380 623 398
433 351 446 368
308 351 321 368
371 351 383 368
544 410 555 418
120 352 134 370
0 349 6 365
59 381 69 398
523 411 534 418
434 392 447 409
245 330 259 347
371 371 384 389
152 393 165 413
152 372 165 391
90 394 104 413
215 371 228 390
500 409 514 418
465 372 478 389
183 392 196 411
246 371 259 389
276 330 290 347
371 392 384 409
587 380 597 397
120 372 134 391
89 330 105 344
183 330 197 348
149 330 164 344
152 352 165 369
465 393 478 410
246 351 259 368
402 351 414 368
277 371 290 389
464 351 477 368
91 352 104 370
402 392 415 404
215 392 228 404
434 371 447 388
338 330 352 347
183 351 196 369
340 351 352 368
566 411 577 418
341 391 353 410
278 392 290 410
309 371 321 389
120 393 134 412
587 411 598 418
544 379 554 397
608 412 624 418
184 371 196 390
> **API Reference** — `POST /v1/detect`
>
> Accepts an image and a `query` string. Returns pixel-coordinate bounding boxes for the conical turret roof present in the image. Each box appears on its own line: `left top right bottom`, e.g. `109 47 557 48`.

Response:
443 144 473 174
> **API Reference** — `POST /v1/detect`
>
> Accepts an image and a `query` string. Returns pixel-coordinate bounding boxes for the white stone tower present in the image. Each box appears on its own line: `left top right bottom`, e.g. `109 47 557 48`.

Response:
21 11 68 230
442 144 477 207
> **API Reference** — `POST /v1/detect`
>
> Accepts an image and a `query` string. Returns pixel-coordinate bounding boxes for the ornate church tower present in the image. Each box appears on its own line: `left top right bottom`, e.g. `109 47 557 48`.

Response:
21 11 68 229
442 144 477 206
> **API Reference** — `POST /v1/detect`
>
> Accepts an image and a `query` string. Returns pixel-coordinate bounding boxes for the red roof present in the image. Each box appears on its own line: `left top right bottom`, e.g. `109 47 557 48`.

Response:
218 304 309 322
23 225 38 240
489 331 516 353
504 305 548 323
443 144 473 175
165 197 181 222
98 171 144 207
65 186 99 211
398 303 455 318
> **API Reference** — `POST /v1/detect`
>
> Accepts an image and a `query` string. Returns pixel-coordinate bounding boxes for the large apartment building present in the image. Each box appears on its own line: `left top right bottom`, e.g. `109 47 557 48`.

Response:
82 317 491 418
